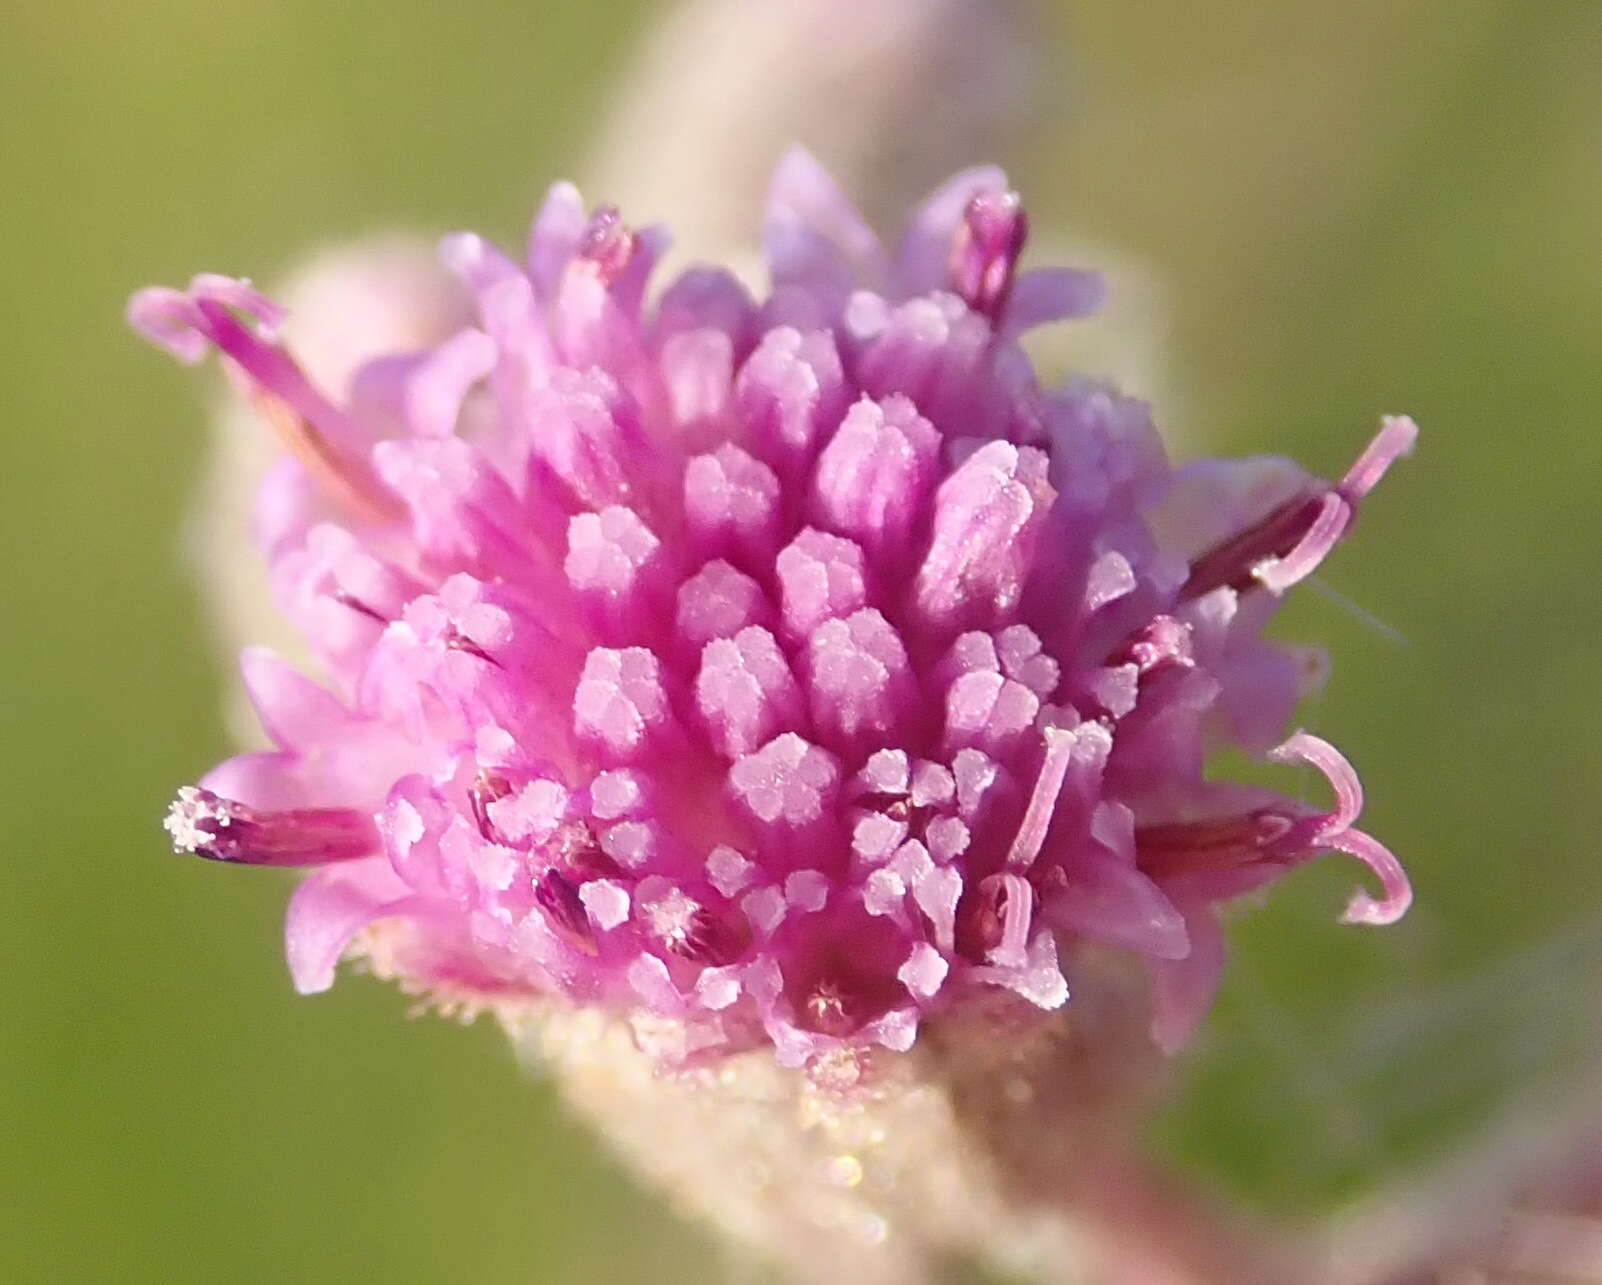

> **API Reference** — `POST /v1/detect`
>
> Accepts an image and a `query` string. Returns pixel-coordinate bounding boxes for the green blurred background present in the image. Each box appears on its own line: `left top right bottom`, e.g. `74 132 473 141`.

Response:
5 2 1601 1281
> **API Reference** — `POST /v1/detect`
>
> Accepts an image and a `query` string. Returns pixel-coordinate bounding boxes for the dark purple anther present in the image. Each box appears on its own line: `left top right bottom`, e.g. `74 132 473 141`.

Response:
443 626 498 665
577 204 636 286
954 879 1004 961
954 872 1033 962
1135 810 1300 878
1182 416 1418 600
950 189 1028 321
331 590 388 624
1180 489 1336 601
164 786 378 866
1107 615 1193 677
533 869 597 954
552 821 622 880
468 770 513 842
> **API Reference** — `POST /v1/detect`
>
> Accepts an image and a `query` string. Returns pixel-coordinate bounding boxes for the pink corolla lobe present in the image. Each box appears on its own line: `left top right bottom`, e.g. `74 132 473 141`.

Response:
138 150 1414 1069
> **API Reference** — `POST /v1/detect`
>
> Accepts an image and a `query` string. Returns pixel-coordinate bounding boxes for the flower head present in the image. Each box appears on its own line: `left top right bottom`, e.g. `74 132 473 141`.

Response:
134 149 1412 1071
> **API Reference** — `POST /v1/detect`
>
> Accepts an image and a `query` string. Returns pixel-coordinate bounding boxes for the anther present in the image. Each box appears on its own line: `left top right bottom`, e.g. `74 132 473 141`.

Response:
1182 418 1416 600
331 590 387 624
533 869 598 954
803 977 859 1038
954 872 1033 964
1180 488 1341 600
951 190 1028 321
443 626 499 666
639 888 749 966
467 770 513 842
1002 726 1079 870
1135 810 1299 877
576 204 636 286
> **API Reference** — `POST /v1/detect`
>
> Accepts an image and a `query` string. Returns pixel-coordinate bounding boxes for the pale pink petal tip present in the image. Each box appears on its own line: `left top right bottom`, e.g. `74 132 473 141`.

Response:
1150 916 1226 1055
1343 414 1419 499
1269 729 1412 927
128 287 208 362
1269 730 1364 833
1252 491 1350 594
284 868 406 994
139 151 1414 1066
1332 828 1413 925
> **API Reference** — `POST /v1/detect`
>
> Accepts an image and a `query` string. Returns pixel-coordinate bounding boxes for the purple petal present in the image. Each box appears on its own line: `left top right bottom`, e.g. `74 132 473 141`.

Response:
1049 852 1190 961
1149 911 1226 1054
764 147 888 302
1003 267 1107 333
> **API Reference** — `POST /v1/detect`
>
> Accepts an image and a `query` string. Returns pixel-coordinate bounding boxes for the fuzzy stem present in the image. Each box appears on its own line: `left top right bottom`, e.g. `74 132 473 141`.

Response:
503 948 1294 1284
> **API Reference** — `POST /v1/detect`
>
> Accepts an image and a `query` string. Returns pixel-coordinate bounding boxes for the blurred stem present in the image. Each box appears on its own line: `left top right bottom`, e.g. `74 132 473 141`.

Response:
509 948 1295 1284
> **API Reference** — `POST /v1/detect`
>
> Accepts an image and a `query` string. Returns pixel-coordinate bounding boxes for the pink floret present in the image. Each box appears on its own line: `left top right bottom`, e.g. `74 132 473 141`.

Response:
142 146 1415 1070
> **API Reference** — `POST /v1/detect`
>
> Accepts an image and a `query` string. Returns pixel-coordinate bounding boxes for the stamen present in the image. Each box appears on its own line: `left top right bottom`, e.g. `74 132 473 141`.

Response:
1003 725 1077 870
533 869 598 954
442 626 499 666
128 277 403 526
1328 827 1412 925
164 786 377 866
1135 810 1297 877
1180 487 1336 600
1251 490 1349 595
467 770 512 842
638 887 749 965
550 819 621 881
576 204 636 286
1182 418 1416 600
1135 732 1411 926
331 590 387 624
955 872 1033 965
1269 730 1412 925
950 190 1028 320
993 872 1033 966
803 977 859 1037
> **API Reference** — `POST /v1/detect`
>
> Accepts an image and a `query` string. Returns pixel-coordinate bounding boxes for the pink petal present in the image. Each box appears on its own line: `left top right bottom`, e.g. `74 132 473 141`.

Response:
284 862 412 994
1149 911 1226 1054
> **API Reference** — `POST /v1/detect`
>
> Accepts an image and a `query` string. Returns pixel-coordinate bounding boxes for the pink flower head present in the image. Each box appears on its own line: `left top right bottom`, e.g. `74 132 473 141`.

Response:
135 149 1413 1070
